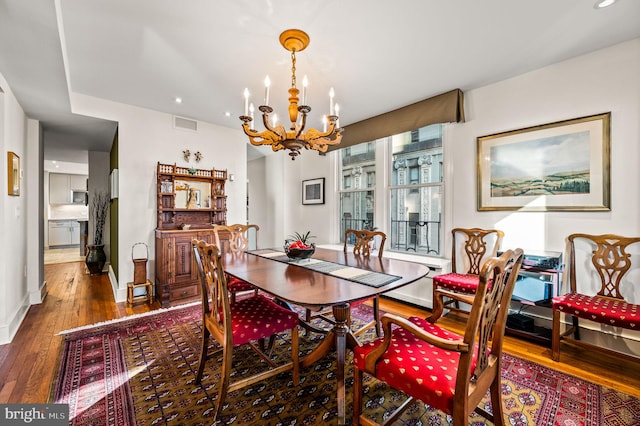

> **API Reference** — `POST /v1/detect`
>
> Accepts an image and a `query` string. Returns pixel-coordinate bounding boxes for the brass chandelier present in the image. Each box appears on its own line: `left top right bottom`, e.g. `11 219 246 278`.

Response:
240 29 342 160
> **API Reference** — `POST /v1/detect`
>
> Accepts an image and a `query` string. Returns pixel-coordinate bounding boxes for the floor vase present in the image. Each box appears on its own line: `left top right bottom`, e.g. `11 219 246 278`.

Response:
86 244 106 275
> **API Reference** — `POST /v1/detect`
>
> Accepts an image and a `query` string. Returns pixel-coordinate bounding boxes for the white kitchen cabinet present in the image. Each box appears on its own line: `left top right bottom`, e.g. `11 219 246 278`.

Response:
71 221 80 245
49 173 87 204
48 220 81 246
69 174 87 190
50 174 71 204
49 221 72 246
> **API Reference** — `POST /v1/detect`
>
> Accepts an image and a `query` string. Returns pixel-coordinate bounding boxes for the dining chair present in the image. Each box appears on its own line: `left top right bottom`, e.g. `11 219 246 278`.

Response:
304 229 387 337
353 248 523 426
551 233 640 361
429 227 504 322
192 239 299 421
212 223 260 302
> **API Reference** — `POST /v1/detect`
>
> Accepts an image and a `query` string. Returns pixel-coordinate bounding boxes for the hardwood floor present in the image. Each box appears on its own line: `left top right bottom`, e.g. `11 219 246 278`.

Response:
0 261 638 405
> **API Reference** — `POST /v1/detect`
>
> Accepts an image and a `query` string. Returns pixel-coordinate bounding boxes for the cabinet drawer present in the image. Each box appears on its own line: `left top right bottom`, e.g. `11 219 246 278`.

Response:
169 284 200 301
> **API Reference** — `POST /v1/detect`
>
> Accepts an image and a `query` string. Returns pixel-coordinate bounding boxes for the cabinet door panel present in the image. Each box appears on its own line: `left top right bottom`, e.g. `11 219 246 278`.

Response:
71 223 80 245
173 237 194 283
49 225 72 246
49 174 70 204
69 174 87 190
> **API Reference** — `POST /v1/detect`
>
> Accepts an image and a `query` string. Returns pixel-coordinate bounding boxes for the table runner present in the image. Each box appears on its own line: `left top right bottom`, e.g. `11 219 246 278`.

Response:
248 249 401 287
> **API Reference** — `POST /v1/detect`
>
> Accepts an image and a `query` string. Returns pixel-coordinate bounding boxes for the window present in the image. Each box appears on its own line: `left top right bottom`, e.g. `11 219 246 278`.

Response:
339 142 376 239
390 124 443 255
338 125 444 256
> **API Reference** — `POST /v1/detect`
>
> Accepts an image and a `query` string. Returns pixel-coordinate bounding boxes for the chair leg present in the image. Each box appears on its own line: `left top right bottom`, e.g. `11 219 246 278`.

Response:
352 368 363 426
572 316 581 340
195 327 210 384
214 345 232 421
372 297 381 337
489 377 504 426
552 310 561 361
291 326 300 386
428 287 444 323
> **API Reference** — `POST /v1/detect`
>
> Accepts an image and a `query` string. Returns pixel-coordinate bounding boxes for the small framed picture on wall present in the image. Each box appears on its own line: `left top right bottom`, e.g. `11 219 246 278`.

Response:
302 178 324 205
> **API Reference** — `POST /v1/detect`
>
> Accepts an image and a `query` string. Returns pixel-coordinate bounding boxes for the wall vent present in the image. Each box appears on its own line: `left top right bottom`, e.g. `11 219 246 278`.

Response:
174 116 198 132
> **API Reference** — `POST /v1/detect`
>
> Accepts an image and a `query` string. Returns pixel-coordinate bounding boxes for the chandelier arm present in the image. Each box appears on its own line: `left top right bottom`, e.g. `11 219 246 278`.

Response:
303 126 343 145
301 118 339 140
294 112 307 139
261 110 277 133
240 121 279 146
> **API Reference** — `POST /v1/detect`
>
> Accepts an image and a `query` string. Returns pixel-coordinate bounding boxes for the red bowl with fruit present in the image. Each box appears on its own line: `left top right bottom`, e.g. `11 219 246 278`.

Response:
284 241 315 260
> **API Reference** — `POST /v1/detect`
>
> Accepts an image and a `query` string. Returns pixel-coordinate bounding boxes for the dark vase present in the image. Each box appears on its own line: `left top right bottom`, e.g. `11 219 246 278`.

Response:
86 244 106 275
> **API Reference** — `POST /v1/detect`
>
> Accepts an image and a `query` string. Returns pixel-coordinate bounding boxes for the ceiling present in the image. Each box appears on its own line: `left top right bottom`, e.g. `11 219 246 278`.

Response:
1 0 639 163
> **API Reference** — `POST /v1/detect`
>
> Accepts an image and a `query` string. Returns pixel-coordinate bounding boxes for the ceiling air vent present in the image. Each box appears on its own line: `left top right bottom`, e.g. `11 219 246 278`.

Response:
174 116 198 132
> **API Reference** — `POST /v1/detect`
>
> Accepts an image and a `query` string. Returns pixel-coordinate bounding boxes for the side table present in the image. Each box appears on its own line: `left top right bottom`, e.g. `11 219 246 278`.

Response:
127 279 154 305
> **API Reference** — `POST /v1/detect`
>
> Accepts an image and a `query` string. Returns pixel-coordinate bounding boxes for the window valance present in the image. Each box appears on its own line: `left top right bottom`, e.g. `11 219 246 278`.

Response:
327 88 464 152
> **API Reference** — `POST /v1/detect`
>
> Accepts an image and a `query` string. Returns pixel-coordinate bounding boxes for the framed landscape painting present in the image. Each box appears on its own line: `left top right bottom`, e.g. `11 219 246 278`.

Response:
477 112 610 211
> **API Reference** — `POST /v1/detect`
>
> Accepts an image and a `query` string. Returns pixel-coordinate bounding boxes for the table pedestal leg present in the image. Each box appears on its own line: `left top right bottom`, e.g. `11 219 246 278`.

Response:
300 302 358 425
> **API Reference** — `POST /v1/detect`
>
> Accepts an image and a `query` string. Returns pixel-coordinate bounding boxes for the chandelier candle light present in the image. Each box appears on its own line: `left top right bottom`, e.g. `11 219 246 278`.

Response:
240 29 343 160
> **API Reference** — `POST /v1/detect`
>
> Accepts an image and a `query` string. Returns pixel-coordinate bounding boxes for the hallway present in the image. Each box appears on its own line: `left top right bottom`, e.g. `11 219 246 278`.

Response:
44 247 85 265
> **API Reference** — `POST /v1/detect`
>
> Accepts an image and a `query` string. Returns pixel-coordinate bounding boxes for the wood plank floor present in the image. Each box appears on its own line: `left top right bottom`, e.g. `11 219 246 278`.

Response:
0 261 638 405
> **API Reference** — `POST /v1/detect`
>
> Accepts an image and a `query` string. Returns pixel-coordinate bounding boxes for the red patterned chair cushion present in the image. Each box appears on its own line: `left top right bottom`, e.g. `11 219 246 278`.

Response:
353 316 479 413
552 292 640 329
227 275 255 293
231 295 299 346
433 273 481 294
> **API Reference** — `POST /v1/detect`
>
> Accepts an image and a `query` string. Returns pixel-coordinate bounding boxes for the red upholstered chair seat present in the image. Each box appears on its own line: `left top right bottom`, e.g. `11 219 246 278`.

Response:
230 294 299 346
227 276 255 294
552 292 640 329
433 273 481 294
353 316 479 413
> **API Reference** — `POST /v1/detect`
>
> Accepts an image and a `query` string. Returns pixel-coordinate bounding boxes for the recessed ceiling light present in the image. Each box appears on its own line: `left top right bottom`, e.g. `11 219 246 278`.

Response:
225 112 231 117
594 0 617 9
175 97 183 104
52 160 57 163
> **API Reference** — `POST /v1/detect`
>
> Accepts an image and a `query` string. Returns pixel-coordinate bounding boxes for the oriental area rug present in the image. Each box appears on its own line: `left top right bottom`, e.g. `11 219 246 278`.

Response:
51 302 640 425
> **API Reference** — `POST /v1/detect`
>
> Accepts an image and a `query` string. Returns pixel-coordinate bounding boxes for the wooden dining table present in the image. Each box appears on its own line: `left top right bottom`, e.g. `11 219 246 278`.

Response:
222 247 430 425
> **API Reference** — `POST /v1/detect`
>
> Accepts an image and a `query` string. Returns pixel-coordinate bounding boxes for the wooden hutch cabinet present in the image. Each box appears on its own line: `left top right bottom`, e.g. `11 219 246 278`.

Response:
155 162 227 307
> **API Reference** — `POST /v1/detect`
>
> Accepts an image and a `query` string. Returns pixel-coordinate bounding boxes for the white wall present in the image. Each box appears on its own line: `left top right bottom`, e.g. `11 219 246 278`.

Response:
0 72 30 344
449 38 640 256
248 151 338 248
69 94 248 300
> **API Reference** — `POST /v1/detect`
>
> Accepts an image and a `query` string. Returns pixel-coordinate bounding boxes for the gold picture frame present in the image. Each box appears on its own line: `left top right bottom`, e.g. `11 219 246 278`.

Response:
477 112 610 212
7 151 20 196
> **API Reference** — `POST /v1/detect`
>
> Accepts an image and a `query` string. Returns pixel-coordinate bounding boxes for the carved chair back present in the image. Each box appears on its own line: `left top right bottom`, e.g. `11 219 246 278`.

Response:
344 229 387 259
192 239 231 347
463 248 523 383
213 224 259 255
567 233 640 301
452 227 504 275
